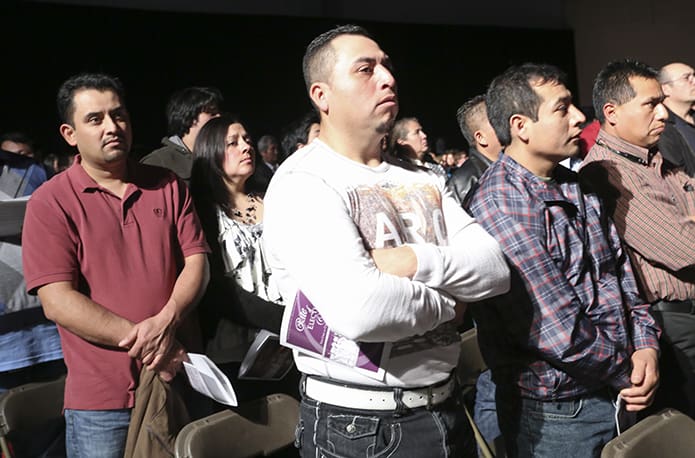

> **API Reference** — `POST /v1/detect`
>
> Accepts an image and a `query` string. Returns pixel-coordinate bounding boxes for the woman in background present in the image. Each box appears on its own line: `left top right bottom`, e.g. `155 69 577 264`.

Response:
190 114 296 403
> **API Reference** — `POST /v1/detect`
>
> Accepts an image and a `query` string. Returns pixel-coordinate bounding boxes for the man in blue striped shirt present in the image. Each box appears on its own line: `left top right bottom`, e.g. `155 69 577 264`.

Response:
466 63 660 458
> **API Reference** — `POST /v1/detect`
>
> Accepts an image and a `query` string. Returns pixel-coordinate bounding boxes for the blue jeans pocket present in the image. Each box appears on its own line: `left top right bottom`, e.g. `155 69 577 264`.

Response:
526 397 582 420
318 414 400 458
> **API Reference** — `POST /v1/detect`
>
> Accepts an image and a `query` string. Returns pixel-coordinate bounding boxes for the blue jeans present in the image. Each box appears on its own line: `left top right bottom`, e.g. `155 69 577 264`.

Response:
64 408 131 458
474 369 502 448
296 393 475 457
496 387 616 458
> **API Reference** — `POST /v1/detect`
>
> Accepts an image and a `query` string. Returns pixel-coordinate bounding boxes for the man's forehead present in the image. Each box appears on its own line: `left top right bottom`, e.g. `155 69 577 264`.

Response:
72 89 123 113
664 62 693 76
629 76 663 98
533 80 571 101
331 34 386 61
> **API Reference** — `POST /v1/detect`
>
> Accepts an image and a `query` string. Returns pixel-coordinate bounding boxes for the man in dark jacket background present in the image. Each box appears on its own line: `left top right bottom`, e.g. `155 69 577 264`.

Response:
447 95 502 205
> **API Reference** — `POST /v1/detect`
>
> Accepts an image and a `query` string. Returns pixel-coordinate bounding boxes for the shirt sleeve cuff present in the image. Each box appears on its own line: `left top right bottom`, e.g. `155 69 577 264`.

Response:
408 243 443 287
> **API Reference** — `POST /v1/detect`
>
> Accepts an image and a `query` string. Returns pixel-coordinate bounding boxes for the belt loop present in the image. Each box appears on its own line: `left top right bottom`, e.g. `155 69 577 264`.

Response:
426 385 434 410
393 387 408 417
300 374 308 399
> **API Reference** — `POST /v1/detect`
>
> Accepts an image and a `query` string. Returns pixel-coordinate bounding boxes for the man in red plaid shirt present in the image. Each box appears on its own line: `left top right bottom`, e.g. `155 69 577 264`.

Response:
466 63 660 458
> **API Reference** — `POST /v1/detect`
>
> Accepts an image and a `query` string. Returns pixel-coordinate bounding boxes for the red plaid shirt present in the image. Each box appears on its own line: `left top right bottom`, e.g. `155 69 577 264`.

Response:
467 153 660 400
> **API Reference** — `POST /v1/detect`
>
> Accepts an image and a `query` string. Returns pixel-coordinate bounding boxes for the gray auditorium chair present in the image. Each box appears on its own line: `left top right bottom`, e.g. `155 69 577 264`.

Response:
601 408 695 458
0 375 65 457
458 328 487 386
175 393 299 458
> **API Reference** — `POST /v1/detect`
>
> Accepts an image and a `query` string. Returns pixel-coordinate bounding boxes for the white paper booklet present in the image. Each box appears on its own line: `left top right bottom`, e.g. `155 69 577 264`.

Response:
183 353 238 406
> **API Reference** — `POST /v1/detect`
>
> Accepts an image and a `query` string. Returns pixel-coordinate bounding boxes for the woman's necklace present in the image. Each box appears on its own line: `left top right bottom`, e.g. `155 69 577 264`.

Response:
231 194 258 225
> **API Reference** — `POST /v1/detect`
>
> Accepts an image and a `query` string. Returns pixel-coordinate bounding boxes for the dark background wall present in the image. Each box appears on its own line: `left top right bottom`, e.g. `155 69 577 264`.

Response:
2 1 577 159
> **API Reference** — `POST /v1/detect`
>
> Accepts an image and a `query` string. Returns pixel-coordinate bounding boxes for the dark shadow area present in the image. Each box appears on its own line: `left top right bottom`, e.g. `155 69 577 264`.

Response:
2 1 576 160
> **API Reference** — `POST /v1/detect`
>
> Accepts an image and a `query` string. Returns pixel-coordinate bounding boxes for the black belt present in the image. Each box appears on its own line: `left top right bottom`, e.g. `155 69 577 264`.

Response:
651 299 695 315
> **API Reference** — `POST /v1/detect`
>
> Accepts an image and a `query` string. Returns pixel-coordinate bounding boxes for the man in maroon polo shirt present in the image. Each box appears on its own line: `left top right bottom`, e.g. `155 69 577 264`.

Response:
21 73 210 458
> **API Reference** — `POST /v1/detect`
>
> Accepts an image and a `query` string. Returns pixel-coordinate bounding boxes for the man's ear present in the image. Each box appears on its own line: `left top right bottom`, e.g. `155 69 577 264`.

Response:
603 102 618 125
309 82 329 114
509 114 528 142
474 130 487 148
59 123 77 147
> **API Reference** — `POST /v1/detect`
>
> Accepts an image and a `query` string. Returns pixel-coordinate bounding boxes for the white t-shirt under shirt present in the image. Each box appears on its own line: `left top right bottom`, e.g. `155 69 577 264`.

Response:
263 139 509 387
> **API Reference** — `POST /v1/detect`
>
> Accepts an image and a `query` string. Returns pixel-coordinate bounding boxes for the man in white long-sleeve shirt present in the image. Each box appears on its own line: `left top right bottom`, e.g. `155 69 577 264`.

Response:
263 24 510 458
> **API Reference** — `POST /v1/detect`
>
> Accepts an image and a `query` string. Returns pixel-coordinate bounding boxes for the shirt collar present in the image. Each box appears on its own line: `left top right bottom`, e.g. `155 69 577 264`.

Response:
595 129 653 166
498 151 577 204
67 155 142 195
667 106 695 129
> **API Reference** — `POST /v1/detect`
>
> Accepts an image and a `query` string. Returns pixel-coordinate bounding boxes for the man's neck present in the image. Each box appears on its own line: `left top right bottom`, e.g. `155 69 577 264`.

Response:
665 100 695 124
504 144 556 178
80 158 129 198
478 146 499 163
318 125 383 167
180 133 195 152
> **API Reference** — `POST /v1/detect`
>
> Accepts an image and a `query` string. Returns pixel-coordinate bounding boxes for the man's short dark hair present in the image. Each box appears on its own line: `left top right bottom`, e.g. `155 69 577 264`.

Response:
456 95 487 147
592 59 658 124
56 73 126 126
302 24 373 92
165 87 223 137
486 63 567 147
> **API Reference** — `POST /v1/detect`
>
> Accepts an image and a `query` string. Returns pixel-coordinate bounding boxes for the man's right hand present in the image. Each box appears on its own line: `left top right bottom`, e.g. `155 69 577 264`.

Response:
370 246 417 278
155 341 188 382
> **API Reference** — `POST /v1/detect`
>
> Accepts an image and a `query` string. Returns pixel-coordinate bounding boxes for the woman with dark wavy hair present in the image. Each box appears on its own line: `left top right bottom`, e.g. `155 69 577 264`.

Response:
190 114 295 402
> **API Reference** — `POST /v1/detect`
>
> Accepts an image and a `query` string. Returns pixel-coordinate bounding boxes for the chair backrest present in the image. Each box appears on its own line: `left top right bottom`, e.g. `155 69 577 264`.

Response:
457 328 487 386
601 408 695 458
0 375 65 436
175 393 299 458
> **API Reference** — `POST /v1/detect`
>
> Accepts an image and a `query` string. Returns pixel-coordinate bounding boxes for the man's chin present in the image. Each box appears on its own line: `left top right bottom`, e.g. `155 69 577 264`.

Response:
103 149 129 163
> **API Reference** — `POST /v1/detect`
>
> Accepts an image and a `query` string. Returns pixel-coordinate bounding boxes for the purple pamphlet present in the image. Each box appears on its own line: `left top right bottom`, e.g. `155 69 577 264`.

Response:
281 290 390 380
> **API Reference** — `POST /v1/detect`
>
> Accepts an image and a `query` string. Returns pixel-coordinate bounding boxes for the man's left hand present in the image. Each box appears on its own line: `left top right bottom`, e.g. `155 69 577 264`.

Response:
119 307 177 369
619 347 659 412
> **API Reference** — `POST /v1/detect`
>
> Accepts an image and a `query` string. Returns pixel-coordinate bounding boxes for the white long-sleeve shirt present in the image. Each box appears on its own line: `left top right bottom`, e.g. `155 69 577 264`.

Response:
263 140 509 386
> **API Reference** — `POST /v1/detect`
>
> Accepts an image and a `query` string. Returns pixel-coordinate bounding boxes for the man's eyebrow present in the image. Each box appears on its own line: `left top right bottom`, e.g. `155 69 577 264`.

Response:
353 56 377 66
353 55 393 70
83 110 103 119
551 93 572 106
644 95 666 105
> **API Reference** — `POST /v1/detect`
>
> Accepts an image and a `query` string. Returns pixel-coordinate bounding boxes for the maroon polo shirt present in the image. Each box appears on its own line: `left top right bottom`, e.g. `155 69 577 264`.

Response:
22 156 209 410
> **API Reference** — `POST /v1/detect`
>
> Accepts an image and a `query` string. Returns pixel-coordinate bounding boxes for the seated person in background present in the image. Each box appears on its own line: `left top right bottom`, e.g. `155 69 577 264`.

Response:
466 63 660 458
190 114 296 402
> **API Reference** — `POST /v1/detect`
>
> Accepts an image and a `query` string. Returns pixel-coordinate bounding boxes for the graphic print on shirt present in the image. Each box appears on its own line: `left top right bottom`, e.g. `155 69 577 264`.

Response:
349 181 460 357
349 182 447 249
